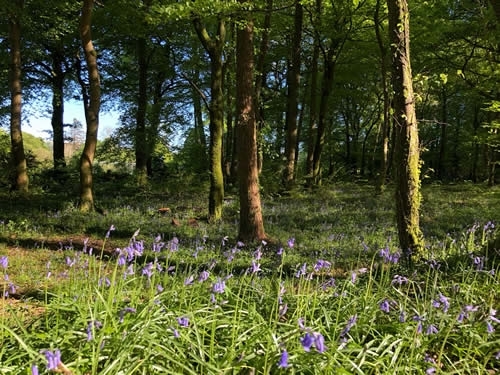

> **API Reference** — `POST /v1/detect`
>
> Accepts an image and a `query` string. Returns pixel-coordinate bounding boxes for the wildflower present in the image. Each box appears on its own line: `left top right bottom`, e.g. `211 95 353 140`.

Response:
489 309 500 324
495 351 500 360
399 310 406 323
287 237 295 248
184 275 194 286
300 332 314 352
314 332 327 353
379 299 390 313
278 349 289 368
340 315 357 338
413 315 424 334
277 246 284 255
86 320 103 341
253 248 262 261
251 261 261 274
44 349 61 371
426 367 436 374
378 246 400 264
295 263 307 278
142 262 154 278
98 277 111 288
0 256 8 269
391 274 409 286
298 317 306 329
105 225 115 239
212 278 226 294
169 237 179 252
31 364 39 375
278 303 288 318
351 271 357 284
198 270 210 283
156 284 164 293
426 324 438 335
486 321 495 334
177 317 189 327
313 259 330 272
152 235 165 252
119 307 136 323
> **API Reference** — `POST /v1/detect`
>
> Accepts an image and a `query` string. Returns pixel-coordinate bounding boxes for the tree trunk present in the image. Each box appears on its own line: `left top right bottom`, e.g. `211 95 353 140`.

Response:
283 0 303 189
255 0 273 174
79 0 100 212
8 0 29 193
437 87 447 180
374 0 390 193
135 36 149 185
51 44 66 169
305 1 321 180
387 0 424 264
193 17 225 221
236 9 266 242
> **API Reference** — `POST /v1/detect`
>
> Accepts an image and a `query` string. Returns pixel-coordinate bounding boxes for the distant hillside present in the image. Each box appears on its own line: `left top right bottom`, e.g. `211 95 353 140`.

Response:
0 129 52 162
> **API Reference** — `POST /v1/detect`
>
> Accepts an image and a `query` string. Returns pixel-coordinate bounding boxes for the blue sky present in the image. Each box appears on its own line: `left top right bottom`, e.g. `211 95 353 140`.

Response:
25 100 119 141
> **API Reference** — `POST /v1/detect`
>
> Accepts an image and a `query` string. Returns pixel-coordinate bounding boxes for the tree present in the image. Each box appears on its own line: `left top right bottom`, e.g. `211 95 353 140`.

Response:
236 3 266 242
8 0 29 192
283 0 303 188
78 0 100 212
192 11 226 222
387 0 424 264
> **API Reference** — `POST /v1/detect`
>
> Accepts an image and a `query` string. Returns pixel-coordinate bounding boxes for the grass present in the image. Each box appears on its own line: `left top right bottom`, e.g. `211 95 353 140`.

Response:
0 181 499 374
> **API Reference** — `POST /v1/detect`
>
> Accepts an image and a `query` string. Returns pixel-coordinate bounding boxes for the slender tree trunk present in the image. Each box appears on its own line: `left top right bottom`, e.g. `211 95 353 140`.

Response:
79 0 100 212
283 0 303 189
51 45 66 169
374 0 390 193
135 36 149 185
437 87 447 180
236 9 266 242
8 0 29 193
255 0 273 174
387 0 424 264
193 17 225 221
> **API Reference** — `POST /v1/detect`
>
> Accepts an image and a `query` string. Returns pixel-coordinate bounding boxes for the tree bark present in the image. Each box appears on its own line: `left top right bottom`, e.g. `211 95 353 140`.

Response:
236 9 266 242
193 17 225 221
51 43 67 170
374 0 390 193
387 0 424 264
8 0 29 193
283 0 303 189
79 0 100 212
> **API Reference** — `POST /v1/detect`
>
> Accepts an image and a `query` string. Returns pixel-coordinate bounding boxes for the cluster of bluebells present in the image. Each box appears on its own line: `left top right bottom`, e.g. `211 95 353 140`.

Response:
298 318 327 353
378 245 401 264
1 256 17 297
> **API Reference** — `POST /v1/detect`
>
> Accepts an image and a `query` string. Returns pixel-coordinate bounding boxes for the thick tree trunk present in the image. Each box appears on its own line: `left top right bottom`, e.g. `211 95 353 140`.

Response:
283 0 303 189
79 0 100 212
51 45 66 169
387 0 424 264
135 36 149 185
236 10 266 242
8 0 29 193
193 18 225 221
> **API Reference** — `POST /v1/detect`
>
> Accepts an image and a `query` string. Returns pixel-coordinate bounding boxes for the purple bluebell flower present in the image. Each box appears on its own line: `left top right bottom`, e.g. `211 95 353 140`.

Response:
277 246 284 255
486 321 495 334
251 261 261 274
44 349 61 371
177 317 189 327
152 235 165 252
426 367 436 374
212 278 225 294
0 256 8 269
172 328 180 338
295 263 307 278
119 307 136 323
198 270 210 283
298 317 306 329
399 310 406 323
157 284 164 293
278 349 289 368
314 259 331 272
278 303 288 318
489 309 500 324
495 351 500 360
391 274 409 286
340 315 357 338
86 320 103 341
169 237 179 252
300 332 314 352
31 364 39 375
184 275 194 286
380 299 390 313
253 248 262 261
287 237 295 248
142 262 154 278
105 225 115 239
426 324 438 335
98 277 111 288
413 315 424 334
314 332 327 353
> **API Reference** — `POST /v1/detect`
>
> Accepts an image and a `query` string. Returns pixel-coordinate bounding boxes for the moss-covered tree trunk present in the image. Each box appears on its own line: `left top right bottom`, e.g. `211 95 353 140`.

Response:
387 0 424 264
8 0 29 193
135 35 148 186
193 17 225 222
236 6 266 243
78 0 100 212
